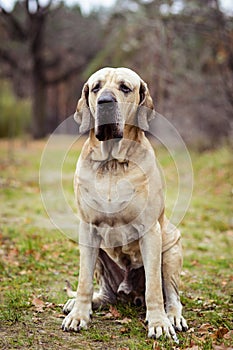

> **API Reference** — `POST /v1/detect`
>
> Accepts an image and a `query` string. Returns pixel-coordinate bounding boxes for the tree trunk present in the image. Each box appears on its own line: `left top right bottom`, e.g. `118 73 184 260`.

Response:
31 67 47 139
30 11 48 139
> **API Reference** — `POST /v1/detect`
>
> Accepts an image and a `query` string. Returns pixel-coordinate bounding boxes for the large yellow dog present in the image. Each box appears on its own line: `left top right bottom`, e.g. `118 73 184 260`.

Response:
62 67 188 341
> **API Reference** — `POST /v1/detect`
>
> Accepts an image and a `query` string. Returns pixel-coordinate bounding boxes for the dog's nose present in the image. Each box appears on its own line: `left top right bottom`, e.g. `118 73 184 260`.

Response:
97 92 117 105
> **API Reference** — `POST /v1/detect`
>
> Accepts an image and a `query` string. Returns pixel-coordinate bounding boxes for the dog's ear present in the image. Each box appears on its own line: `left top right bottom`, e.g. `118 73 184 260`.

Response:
137 80 155 131
74 83 93 134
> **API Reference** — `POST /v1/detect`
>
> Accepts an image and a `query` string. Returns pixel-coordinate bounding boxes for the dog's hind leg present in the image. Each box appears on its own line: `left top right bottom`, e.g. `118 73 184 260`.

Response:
92 249 124 309
162 236 188 332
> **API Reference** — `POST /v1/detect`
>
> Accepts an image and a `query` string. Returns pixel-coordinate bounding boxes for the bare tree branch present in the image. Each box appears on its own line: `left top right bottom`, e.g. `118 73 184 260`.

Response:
0 48 28 74
36 0 40 11
42 56 61 69
25 0 52 17
45 64 84 85
0 3 27 40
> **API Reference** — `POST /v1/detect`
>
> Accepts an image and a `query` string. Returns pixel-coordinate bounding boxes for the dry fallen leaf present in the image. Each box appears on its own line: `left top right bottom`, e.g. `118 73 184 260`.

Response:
109 305 120 318
45 302 55 309
187 327 195 333
212 345 233 350
19 269 32 275
211 327 229 340
198 323 215 335
224 330 233 340
153 341 162 350
120 327 128 334
32 297 45 312
116 317 132 324
110 335 119 339
103 312 114 319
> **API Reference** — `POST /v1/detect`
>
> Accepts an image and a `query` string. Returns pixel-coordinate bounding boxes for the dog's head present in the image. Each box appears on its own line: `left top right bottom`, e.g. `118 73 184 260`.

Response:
74 67 154 141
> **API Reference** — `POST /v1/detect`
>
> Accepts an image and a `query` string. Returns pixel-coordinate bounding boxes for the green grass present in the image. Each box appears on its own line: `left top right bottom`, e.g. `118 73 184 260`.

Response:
0 138 232 349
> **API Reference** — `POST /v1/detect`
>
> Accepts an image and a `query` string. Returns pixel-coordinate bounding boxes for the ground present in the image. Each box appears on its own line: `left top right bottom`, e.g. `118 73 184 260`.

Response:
0 138 232 350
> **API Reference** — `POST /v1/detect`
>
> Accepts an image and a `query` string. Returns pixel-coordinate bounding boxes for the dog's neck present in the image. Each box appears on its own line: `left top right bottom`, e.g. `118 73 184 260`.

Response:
90 137 127 162
89 127 144 162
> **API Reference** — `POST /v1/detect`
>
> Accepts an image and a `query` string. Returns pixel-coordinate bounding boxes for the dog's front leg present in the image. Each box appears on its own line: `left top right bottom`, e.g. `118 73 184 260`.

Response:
62 223 100 332
139 222 178 342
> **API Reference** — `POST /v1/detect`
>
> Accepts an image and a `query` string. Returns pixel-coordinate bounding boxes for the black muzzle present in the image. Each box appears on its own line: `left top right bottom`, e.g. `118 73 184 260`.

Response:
95 91 123 141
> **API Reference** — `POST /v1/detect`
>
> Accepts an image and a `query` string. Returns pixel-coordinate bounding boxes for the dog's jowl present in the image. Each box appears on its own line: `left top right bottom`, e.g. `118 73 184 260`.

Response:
62 67 188 341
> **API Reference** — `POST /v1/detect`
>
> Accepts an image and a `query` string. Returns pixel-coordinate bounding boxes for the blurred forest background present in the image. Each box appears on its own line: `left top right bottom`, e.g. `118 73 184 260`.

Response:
0 0 232 149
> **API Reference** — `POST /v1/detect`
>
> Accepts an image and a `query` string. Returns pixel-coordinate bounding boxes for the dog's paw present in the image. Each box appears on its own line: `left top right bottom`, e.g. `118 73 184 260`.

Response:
63 298 76 315
168 314 188 332
61 307 91 332
147 314 179 343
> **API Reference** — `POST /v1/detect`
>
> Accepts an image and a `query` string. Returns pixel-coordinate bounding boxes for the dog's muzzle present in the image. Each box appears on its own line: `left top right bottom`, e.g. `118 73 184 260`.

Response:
95 91 123 141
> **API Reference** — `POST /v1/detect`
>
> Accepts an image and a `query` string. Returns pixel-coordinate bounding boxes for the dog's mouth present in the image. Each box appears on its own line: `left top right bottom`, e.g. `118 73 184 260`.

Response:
95 123 123 142
95 95 124 141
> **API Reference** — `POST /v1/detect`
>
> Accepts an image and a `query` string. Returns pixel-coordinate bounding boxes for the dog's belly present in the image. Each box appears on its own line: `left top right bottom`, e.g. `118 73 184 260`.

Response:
103 240 143 270
93 220 144 249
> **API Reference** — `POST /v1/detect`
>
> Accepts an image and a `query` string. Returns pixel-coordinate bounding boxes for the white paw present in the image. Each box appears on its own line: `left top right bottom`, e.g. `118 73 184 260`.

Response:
61 307 90 332
168 314 188 332
63 298 76 315
147 316 179 343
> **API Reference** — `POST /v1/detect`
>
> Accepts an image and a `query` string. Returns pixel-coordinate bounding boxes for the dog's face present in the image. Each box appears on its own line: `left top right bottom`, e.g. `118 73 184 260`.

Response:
74 67 154 140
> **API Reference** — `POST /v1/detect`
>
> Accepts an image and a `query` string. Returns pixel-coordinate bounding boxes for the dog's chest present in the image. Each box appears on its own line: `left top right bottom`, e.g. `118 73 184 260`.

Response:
94 161 144 208
76 159 149 217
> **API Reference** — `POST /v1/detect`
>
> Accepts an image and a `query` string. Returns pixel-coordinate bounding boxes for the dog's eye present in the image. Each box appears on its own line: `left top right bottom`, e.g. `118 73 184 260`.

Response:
92 83 101 93
119 83 132 94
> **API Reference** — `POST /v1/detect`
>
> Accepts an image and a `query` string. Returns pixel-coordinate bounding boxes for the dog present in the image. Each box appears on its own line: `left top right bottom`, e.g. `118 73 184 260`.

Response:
62 67 188 341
